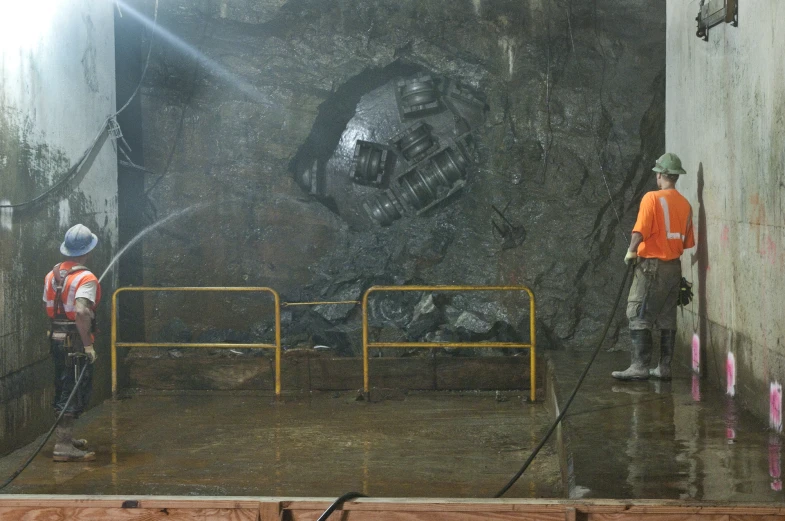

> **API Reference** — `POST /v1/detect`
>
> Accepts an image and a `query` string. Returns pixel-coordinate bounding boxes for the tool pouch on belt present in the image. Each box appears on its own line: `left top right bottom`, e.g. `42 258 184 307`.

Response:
678 277 693 307
49 320 81 366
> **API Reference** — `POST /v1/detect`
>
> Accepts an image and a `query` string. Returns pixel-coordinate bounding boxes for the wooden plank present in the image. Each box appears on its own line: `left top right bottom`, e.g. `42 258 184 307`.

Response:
288 510 563 521
280 356 310 390
728 514 785 521
128 356 534 391
588 515 728 521
0 507 258 520
0 496 263 509
285 501 571 514
584 505 785 515
286 500 522 512
435 358 527 390
260 501 282 521
0 497 783 521
729 517 785 521
369 358 435 390
128 358 274 390
308 358 363 390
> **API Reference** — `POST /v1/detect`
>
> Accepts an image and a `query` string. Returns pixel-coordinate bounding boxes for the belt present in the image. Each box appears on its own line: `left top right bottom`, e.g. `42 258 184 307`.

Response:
640 257 680 264
51 320 77 332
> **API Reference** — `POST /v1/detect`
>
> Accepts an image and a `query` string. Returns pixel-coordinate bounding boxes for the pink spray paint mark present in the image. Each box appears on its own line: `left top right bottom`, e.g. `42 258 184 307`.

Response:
771 382 783 433
720 225 730 246
726 352 736 397
692 333 700 373
724 398 737 442
770 435 782 491
691 374 701 402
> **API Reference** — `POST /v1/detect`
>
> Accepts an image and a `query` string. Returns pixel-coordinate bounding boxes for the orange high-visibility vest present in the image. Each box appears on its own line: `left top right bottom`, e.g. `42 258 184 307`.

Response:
633 189 695 261
43 261 101 320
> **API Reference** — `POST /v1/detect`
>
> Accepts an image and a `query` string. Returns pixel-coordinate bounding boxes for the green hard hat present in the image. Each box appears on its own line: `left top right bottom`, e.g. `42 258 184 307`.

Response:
652 153 686 175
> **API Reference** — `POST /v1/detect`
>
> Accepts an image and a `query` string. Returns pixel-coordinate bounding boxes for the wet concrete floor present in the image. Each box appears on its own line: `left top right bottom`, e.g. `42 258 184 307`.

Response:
0 391 562 498
551 349 785 501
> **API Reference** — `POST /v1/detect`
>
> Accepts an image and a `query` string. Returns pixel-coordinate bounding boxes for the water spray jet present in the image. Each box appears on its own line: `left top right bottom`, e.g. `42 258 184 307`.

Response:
99 205 203 283
114 0 278 109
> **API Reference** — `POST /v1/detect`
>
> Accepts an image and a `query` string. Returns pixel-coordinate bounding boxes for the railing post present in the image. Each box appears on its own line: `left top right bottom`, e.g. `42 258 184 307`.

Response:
529 288 536 403
111 289 119 399
362 290 371 397
274 290 281 397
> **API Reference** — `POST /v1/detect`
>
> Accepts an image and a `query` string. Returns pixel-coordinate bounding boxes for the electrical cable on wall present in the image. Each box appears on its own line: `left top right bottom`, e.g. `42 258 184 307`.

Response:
0 124 106 210
0 0 159 211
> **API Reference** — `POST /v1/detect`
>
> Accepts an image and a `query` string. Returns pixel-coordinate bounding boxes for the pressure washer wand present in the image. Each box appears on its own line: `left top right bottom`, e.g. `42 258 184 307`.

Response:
494 263 633 498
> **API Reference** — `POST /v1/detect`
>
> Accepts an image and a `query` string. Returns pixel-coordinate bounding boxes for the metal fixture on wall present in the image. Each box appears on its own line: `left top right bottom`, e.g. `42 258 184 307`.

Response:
491 204 527 251
296 158 325 195
444 80 487 111
351 141 392 187
696 0 738 41
395 74 442 119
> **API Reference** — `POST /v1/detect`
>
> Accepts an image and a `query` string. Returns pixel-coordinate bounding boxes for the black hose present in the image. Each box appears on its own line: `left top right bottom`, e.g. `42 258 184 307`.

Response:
494 263 632 498
316 491 367 521
0 362 91 491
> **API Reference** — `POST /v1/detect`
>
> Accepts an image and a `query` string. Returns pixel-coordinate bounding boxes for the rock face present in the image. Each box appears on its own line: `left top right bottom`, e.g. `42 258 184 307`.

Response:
132 0 665 356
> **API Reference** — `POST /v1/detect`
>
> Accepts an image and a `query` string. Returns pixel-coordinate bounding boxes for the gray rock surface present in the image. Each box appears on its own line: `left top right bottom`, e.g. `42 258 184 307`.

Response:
133 0 665 354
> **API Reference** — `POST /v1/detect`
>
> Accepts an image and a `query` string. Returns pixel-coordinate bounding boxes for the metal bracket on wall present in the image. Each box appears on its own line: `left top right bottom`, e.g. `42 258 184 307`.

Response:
696 0 738 41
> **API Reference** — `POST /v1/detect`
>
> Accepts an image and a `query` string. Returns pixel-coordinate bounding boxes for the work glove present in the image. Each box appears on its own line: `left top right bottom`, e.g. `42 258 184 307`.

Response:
84 345 97 364
624 250 638 265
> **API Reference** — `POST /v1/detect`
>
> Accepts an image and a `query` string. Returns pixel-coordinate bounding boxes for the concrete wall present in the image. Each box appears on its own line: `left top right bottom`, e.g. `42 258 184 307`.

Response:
667 1 785 426
0 0 117 454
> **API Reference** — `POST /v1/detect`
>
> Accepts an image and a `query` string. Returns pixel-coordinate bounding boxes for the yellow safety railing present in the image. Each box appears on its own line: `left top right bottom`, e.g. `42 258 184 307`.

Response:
362 285 537 402
111 287 281 396
282 300 360 307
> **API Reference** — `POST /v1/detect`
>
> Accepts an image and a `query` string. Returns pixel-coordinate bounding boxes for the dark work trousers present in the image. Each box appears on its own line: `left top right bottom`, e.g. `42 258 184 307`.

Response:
626 257 682 331
50 336 93 417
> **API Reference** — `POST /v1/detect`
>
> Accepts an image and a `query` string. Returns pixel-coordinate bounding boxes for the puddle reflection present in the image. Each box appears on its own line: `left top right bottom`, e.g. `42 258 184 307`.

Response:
770 435 782 491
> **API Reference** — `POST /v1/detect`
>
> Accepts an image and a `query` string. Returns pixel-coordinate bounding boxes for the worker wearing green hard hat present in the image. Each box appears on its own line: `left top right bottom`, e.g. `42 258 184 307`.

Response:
613 153 695 382
651 152 687 176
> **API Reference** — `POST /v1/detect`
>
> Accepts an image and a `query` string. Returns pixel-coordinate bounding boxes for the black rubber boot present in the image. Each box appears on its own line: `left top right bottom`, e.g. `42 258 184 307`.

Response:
612 329 653 381
650 329 675 380
53 415 95 462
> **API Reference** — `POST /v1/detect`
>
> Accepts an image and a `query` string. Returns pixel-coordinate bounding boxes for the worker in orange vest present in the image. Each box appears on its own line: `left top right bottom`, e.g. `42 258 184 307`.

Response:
612 153 695 381
43 224 101 462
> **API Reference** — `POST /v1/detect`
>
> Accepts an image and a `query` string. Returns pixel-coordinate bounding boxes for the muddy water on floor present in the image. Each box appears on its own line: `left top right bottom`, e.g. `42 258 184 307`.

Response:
0 391 562 498
551 349 785 502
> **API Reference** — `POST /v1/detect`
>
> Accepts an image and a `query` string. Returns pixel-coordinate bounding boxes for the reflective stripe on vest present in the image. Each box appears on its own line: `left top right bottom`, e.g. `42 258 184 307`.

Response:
44 264 98 320
61 270 91 315
658 196 686 242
